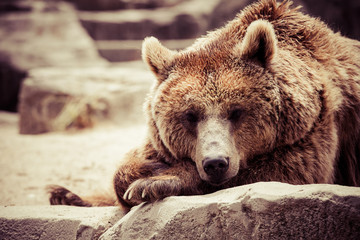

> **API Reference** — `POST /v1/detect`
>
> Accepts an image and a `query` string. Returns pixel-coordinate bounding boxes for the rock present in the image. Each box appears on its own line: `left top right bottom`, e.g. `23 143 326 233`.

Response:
19 64 153 134
78 0 221 41
0 206 126 240
101 182 360 239
0 0 105 112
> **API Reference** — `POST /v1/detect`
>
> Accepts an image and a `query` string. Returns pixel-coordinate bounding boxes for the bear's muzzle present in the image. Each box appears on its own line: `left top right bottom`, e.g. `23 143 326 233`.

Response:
195 116 240 184
202 156 229 185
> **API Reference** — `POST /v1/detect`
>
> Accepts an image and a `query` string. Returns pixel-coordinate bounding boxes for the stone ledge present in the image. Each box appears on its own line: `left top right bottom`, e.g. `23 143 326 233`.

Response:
0 206 126 240
78 0 221 41
1 182 360 239
105 182 360 239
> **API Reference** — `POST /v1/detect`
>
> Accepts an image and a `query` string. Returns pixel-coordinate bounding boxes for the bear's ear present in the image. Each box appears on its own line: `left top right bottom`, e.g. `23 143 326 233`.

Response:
142 37 177 83
239 20 277 67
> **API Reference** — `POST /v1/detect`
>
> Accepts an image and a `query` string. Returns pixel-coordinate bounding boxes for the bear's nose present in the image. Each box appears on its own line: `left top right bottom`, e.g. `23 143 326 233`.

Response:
202 156 229 177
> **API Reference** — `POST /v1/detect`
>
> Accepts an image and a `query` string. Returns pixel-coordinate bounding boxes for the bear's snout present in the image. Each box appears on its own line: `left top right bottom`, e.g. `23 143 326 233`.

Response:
202 156 229 185
194 116 240 185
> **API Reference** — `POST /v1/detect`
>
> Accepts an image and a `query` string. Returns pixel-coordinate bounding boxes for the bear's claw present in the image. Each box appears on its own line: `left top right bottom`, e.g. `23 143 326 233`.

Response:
123 184 134 201
123 176 182 204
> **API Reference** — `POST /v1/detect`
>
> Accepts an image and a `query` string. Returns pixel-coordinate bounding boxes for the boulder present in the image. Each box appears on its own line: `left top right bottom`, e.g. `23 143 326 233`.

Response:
101 182 360 239
0 0 105 112
19 63 153 134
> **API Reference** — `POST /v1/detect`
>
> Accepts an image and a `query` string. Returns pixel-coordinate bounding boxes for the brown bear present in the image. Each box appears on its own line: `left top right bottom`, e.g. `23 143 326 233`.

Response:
49 0 360 209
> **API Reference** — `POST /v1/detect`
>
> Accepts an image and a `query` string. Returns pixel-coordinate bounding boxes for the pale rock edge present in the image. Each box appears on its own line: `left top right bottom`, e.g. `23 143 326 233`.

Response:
1 182 359 240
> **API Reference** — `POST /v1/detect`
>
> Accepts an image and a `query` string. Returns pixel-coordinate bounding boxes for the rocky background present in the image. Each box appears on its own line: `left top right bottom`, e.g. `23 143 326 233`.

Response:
0 0 360 239
0 0 359 115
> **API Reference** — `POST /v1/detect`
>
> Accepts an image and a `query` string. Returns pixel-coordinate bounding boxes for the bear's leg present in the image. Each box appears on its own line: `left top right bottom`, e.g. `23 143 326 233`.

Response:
120 160 202 206
113 155 161 207
114 145 203 206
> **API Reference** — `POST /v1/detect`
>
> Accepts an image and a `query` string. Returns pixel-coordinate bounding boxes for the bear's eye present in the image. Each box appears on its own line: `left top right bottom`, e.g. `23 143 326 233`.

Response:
228 108 243 123
181 110 199 130
184 111 198 124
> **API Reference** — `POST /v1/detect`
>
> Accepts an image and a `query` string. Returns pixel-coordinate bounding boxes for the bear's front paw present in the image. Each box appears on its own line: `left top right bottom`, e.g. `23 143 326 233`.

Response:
123 175 181 204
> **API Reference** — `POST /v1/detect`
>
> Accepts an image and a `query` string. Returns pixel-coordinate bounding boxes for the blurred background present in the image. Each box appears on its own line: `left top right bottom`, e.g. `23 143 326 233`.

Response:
0 0 359 125
0 0 359 205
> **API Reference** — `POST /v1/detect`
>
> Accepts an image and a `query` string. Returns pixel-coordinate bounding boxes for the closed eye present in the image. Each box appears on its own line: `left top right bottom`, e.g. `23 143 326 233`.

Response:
228 108 243 122
181 110 199 134
184 111 198 124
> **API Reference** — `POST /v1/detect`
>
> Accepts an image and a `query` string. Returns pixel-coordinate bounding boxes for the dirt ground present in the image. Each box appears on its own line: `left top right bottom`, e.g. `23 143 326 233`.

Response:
0 111 147 206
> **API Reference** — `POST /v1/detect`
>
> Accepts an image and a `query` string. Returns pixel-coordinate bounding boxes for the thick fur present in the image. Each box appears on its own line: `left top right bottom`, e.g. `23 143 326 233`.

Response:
49 0 360 209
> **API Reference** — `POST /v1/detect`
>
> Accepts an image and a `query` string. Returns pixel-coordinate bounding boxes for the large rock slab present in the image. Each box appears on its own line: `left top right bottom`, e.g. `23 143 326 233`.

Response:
0 0 105 111
1 182 359 239
0 206 125 240
101 182 360 239
19 64 153 134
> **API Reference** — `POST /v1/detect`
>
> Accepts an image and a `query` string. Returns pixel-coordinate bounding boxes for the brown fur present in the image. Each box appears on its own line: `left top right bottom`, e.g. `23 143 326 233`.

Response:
49 0 360 209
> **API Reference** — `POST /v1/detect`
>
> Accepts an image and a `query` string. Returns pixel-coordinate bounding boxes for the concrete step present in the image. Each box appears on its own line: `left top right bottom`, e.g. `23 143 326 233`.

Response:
78 0 222 40
0 1 105 112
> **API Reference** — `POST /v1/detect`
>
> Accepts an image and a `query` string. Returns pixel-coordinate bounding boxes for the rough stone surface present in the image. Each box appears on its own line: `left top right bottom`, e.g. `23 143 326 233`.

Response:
0 206 126 240
0 0 105 112
0 182 359 239
19 63 153 134
101 182 360 239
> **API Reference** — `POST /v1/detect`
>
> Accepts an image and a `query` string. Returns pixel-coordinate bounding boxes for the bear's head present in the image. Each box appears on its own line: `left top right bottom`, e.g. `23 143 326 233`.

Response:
142 20 319 185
